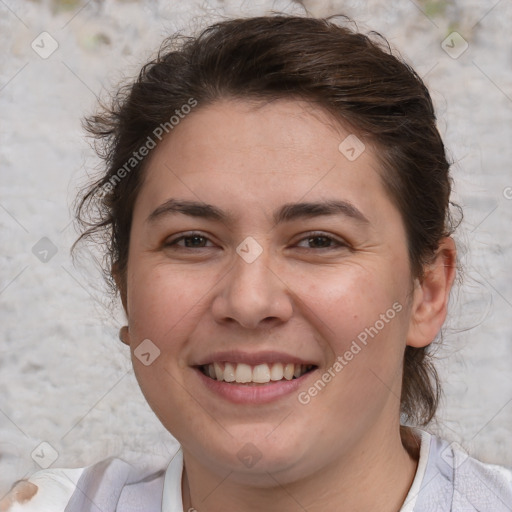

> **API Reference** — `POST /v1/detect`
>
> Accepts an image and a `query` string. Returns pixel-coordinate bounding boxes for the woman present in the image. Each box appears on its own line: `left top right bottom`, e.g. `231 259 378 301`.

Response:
2 14 511 512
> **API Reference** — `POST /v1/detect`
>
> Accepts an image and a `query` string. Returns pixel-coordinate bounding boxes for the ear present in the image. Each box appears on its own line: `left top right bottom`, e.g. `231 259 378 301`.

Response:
112 262 128 315
118 325 131 347
406 237 457 348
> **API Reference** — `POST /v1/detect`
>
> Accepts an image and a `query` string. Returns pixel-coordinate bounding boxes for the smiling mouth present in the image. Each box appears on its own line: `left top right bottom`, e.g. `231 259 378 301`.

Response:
198 362 317 385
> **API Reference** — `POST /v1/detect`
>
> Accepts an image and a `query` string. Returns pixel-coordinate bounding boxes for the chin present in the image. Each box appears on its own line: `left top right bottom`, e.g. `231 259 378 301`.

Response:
196 429 310 477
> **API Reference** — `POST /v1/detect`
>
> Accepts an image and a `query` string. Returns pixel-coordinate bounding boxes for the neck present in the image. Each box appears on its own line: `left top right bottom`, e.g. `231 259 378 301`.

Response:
181 426 420 512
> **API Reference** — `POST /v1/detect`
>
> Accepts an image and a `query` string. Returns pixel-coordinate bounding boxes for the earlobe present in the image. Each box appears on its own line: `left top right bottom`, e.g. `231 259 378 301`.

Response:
406 237 457 348
119 325 131 346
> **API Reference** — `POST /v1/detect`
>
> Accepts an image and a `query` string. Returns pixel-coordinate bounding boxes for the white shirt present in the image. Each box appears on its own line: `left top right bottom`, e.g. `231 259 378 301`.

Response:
3 430 511 511
159 429 430 512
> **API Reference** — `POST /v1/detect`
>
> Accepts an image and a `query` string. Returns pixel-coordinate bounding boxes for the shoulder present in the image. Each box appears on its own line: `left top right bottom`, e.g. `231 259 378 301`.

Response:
415 432 512 511
451 445 512 510
0 458 166 512
0 467 84 512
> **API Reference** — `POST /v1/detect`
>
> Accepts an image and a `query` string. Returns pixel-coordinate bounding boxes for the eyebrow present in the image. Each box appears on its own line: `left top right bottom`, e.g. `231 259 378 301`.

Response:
146 198 369 225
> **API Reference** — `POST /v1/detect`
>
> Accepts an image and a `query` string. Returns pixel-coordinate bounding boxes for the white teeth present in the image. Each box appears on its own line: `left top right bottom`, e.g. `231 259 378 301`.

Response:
283 363 294 380
214 362 223 380
252 364 271 383
224 362 236 382
235 363 252 383
270 362 284 381
203 362 313 383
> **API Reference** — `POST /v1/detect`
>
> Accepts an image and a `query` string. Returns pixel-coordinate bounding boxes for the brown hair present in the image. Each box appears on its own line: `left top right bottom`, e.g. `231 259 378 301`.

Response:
75 14 459 426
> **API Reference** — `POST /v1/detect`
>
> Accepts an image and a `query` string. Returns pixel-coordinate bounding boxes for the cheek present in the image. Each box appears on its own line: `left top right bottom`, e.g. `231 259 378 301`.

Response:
296 264 410 383
298 264 405 334
126 262 211 343
125 263 212 428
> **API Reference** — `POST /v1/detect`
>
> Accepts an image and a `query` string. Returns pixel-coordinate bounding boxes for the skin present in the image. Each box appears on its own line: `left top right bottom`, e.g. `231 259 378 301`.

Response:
119 98 456 511
0 481 38 511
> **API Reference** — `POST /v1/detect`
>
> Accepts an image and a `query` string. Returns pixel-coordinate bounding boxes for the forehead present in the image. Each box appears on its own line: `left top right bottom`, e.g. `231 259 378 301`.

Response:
136 98 394 226
160 98 353 165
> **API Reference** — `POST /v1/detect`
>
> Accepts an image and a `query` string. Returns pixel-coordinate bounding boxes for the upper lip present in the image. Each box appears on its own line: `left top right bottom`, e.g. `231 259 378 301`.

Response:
193 350 318 367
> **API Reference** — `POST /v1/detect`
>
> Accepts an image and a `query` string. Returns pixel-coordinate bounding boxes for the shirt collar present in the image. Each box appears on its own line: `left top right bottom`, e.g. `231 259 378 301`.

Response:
161 430 432 512
399 429 432 512
162 448 184 512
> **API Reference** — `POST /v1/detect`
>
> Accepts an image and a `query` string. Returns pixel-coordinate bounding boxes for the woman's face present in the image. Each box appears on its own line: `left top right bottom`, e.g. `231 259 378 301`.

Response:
124 99 418 482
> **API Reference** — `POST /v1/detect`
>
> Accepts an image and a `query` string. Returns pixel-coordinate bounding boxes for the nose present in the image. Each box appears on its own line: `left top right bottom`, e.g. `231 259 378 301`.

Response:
210 248 294 329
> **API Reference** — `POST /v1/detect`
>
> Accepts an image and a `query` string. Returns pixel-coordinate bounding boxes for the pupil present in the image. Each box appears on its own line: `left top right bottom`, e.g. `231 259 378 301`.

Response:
309 236 330 248
185 236 205 247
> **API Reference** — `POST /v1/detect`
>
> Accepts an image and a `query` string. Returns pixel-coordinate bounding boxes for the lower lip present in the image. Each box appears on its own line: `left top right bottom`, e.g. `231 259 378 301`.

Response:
193 368 315 404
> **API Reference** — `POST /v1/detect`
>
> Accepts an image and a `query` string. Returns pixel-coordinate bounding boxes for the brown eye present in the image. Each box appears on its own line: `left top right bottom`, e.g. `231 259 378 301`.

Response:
165 233 213 248
306 236 334 248
296 232 347 250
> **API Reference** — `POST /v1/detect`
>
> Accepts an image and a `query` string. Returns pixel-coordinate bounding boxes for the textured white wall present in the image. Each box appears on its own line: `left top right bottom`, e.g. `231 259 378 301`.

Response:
1 0 511 496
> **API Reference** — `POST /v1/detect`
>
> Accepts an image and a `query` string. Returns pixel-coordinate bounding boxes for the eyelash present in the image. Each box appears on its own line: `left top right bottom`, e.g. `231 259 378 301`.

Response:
164 231 348 251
